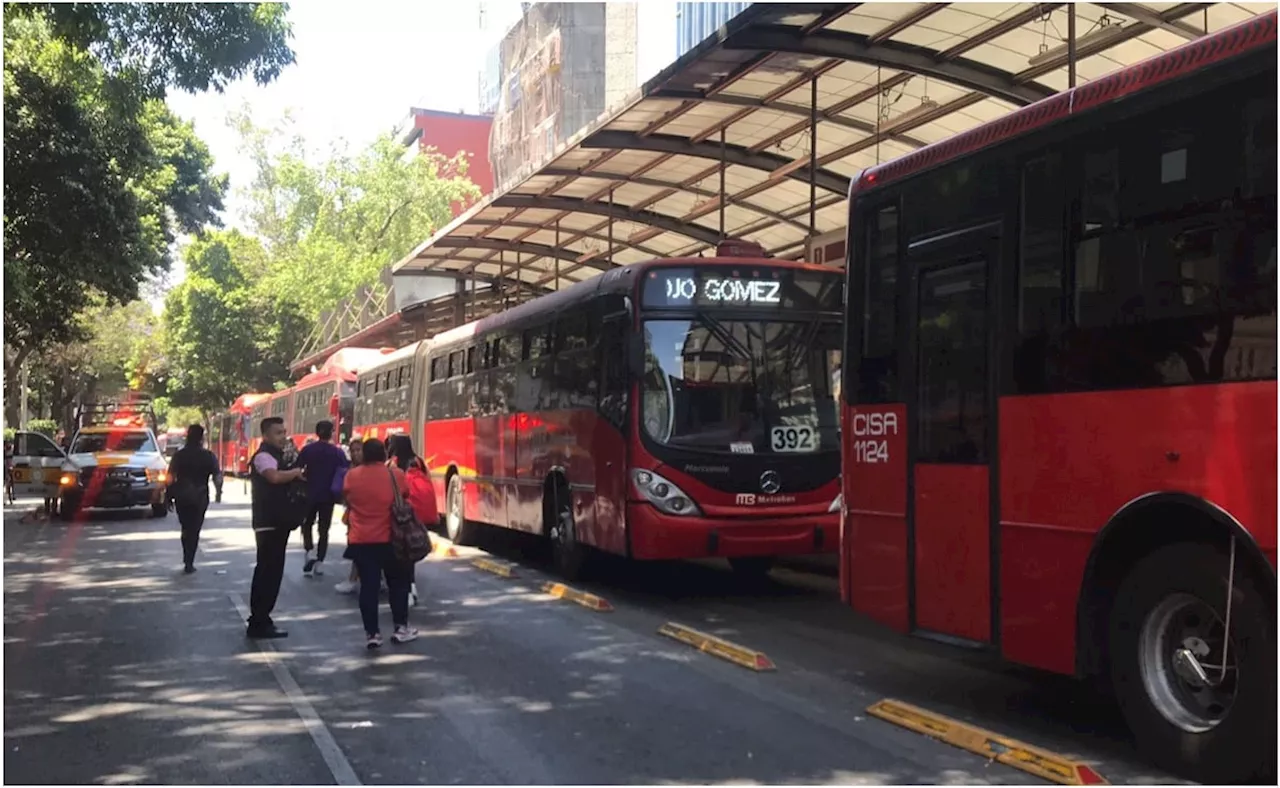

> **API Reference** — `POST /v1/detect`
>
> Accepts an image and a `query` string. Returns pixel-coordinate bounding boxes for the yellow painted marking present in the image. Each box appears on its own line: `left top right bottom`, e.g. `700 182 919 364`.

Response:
866 699 1109 786
540 582 613 612
430 540 459 559
657 622 776 672
470 557 517 578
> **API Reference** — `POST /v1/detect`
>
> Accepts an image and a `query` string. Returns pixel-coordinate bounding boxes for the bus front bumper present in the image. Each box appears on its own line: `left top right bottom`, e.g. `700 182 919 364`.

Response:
626 502 838 561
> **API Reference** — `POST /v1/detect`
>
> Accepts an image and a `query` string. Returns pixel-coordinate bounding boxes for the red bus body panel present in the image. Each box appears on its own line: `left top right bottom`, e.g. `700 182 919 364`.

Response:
914 463 991 643
998 382 1278 674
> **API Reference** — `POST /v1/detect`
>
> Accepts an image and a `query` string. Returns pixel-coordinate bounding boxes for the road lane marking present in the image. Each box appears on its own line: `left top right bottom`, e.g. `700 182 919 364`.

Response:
470 557 517 577
227 593 362 786
866 699 1109 786
657 621 776 671
539 582 613 612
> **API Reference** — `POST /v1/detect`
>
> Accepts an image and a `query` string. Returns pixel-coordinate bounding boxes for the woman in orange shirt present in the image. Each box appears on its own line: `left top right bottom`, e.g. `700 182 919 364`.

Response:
341 438 418 649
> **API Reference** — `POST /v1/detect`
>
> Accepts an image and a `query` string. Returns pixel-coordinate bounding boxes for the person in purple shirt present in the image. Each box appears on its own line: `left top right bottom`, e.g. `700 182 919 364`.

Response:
296 420 349 577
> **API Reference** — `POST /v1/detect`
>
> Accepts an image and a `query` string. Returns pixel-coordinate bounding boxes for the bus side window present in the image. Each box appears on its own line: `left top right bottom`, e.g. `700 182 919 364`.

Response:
598 316 629 430
1013 152 1066 394
858 204 899 404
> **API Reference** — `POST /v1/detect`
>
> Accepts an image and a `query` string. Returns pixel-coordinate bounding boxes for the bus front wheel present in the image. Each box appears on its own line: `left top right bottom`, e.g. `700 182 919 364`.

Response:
1109 542 1275 784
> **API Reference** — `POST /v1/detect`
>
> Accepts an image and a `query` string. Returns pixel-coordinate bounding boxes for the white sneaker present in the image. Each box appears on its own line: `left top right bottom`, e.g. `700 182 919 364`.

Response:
303 549 317 577
313 560 325 576
334 580 357 594
391 625 419 644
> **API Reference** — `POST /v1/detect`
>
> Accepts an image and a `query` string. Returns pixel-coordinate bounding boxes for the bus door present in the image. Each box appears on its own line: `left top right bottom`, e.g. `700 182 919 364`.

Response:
906 224 998 645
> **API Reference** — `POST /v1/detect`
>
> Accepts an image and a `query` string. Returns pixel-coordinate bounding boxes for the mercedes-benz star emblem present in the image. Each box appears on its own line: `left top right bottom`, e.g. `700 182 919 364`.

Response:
759 470 781 495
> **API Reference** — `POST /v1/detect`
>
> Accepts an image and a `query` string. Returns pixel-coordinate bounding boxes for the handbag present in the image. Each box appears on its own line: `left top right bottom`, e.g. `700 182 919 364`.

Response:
387 467 432 563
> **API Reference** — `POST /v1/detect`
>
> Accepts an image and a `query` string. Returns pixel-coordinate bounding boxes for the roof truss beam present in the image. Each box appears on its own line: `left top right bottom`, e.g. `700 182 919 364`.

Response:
495 193 725 247
464 219 668 258
723 27 1056 106
580 130 849 196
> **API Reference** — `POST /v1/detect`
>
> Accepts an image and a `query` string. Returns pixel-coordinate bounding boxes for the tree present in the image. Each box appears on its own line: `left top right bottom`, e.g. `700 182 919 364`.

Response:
235 113 481 320
2 4 294 416
163 231 309 409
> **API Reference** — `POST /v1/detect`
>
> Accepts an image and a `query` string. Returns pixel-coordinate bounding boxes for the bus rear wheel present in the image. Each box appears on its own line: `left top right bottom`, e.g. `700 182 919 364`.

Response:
545 478 585 581
1109 542 1275 784
445 473 475 546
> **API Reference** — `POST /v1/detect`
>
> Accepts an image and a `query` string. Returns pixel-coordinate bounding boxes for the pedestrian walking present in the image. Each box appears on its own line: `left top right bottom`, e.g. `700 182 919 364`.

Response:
166 424 222 573
342 438 418 649
297 420 348 577
246 417 307 639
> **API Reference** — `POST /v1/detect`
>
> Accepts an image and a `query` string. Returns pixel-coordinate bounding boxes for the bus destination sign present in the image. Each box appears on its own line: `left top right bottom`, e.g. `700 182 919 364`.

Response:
642 267 842 311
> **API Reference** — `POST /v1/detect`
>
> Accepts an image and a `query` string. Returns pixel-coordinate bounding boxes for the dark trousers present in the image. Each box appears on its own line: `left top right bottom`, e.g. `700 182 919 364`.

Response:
176 499 208 566
348 543 412 635
301 501 335 560
248 527 291 628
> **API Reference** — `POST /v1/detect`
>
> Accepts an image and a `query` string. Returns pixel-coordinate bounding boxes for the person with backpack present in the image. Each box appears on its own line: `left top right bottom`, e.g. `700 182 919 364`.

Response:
341 438 418 649
387 435 437 606
166 424 222 573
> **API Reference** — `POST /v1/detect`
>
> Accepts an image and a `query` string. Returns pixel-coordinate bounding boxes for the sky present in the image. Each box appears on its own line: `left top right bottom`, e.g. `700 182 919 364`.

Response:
159 1 676 308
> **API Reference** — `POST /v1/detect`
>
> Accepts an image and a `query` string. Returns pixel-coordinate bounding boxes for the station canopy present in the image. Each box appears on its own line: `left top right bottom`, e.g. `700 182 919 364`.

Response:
394 2 1266 293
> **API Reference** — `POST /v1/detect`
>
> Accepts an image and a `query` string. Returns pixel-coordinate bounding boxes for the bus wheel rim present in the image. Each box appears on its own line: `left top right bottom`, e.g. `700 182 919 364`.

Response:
1138 591 1238 733
447 479 461 538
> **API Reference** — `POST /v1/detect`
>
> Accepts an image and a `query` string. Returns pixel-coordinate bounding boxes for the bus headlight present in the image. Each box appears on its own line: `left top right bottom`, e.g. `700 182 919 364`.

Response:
631 469 701 517
828 493 843 513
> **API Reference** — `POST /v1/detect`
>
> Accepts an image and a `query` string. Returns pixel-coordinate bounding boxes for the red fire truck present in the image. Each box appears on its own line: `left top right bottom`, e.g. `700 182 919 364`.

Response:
839 13 1275 782
413 242 844 578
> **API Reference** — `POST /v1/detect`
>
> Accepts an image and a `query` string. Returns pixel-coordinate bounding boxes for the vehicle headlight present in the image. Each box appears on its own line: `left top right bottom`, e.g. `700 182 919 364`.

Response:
630 469 701 517
60 474 76 487
147 469 167 483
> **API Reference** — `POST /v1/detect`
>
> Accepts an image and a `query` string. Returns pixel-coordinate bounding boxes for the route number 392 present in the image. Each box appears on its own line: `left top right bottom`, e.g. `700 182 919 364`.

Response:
852 439 889 464
770 425 815 452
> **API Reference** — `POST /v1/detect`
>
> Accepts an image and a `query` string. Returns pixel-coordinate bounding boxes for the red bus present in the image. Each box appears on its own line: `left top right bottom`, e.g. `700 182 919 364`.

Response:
290 359 359 446
411 242 844 578
839 13 1275 782
352 344 419 442
209 393 267 476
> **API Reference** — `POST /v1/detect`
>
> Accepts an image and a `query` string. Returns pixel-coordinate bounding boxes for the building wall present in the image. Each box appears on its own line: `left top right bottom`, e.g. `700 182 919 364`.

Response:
675 1 751 57
409 108 496 215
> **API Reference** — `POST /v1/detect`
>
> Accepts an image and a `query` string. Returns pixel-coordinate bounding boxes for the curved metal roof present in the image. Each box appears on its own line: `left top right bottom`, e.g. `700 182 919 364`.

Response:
393 2 1270 291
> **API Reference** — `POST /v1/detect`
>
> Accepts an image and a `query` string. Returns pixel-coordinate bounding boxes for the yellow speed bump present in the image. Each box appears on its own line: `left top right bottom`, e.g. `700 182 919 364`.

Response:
657 622 776 672
430 539 459 559
471 557 517 578
540 582 613 612
866 699 1108 786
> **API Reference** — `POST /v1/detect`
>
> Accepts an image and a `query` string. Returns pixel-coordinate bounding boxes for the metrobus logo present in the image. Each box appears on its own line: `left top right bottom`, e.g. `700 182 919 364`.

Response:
735 493 797 505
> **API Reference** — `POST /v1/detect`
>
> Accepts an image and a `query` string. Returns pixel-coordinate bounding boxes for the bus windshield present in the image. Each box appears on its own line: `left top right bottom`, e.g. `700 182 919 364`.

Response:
642 317 841 455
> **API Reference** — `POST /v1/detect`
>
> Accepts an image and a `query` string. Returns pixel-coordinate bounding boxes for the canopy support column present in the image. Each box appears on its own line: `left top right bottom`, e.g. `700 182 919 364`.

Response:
554 219 561 292
1067 5 1077 88
719 128 727 240
809 75 818 238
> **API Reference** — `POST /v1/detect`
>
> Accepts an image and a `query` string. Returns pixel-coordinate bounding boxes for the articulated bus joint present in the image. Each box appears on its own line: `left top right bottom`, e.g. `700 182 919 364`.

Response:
1075 491 1275 682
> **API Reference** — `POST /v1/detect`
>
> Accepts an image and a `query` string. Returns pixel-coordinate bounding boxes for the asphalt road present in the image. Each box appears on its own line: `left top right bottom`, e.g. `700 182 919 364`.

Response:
4 486 1183 785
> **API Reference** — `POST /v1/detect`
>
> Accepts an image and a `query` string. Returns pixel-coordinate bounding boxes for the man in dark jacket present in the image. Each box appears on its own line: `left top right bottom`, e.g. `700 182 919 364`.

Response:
247 417 306 639
296 420 348 577
167 424 222 573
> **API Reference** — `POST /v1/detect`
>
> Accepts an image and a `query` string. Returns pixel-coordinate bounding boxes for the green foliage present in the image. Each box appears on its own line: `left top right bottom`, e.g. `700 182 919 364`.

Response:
164 230 309 409
161 405 206 432
7 3 295 97
236 113 482 320
27 419 58 438
2 3 294 419
23 300 164 430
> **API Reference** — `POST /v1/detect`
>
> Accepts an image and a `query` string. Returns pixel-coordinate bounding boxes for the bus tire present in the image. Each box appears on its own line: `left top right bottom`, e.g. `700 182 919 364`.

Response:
545 476 585 581
729 557 775 579
1109 542 1275 784
445 473 475 546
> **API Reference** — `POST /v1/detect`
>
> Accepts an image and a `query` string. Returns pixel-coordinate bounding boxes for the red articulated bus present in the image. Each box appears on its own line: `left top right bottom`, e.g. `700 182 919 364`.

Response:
839 13 1275 783
352 344 419 442
409 242 844 578
209 393 268 476
289 353 362 446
